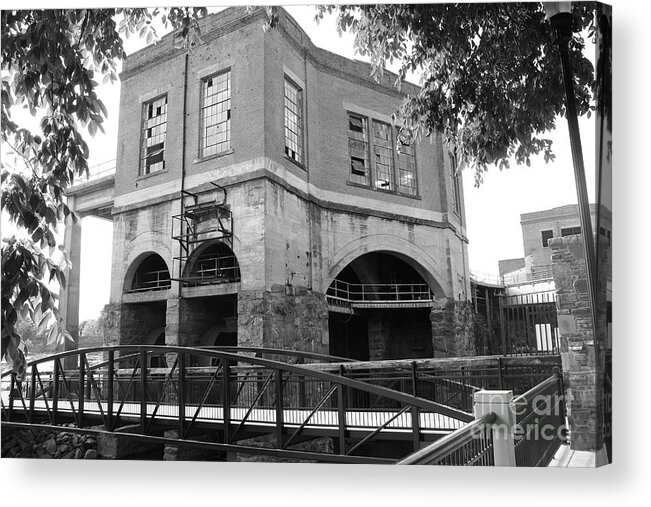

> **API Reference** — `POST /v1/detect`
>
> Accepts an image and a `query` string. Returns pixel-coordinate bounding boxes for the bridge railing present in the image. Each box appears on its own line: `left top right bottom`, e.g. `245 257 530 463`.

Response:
397 413 496 465
318 356 562 413
398 374 566 467
2 346 474 464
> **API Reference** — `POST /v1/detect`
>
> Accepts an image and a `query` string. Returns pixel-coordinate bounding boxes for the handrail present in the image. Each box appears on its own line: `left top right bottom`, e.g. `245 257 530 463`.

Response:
397 412 496 465
1 345 473 420
512 374 559 405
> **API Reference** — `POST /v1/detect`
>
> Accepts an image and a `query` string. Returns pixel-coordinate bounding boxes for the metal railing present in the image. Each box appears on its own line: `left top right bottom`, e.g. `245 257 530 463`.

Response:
127 269 171 293
1 346 473 463
397 412 496 465
71 159 116 185
471 265 554 287
399 373 565 466
319 356 562 413
326 279 433 304
512 374 566 467
185 254 240 285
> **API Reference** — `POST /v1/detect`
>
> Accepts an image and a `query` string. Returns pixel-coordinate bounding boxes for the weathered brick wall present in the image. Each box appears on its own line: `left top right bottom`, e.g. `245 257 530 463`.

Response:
551 234 609 452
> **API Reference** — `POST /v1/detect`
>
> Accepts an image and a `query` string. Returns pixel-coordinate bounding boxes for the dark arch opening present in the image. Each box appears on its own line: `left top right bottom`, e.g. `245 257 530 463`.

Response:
183 242 240 286
327 252 435 361
128 253 171 292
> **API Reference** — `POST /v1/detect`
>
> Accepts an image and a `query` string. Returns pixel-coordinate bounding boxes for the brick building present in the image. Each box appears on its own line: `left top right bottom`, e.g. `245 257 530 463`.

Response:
67 7 471 361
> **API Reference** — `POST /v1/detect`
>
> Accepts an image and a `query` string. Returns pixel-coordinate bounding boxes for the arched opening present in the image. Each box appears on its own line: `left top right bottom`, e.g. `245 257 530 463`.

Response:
182 241 240 286
127 253 171 292
327 252 436 361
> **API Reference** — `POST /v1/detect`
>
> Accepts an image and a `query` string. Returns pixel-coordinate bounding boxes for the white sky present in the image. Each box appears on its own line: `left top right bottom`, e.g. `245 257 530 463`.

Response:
4 4 599 321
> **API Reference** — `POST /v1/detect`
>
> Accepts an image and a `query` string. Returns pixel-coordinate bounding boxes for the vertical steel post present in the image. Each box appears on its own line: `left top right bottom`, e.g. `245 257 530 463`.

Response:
411 405 421 452
222 360 231 443
178 352 186 438
548 10 599 348
8 374 15 421
140 349 147 433
337 365 347 455
52 359 60 425
29 365 36 423
411 361 418 397
78 354 85 427
107 349 114 431
275 369 284 448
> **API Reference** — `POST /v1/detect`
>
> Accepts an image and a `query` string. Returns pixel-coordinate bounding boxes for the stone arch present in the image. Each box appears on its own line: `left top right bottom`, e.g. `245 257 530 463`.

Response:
122 251 171 292
123 232 173 292
328 234 448 299
182 240 240 284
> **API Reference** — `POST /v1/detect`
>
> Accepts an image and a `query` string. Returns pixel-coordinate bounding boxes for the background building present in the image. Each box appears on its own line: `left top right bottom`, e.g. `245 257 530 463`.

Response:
63 7 471 361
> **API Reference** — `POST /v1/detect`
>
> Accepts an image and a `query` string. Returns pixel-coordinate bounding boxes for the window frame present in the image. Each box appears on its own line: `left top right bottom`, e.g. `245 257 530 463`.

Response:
345 109 420 198
283 76 304 167
140 94 168 176
347 111 371 186
199 68 232 159
541 229 554 247
395 129 419 197
371 119 395 191
561 226 582 237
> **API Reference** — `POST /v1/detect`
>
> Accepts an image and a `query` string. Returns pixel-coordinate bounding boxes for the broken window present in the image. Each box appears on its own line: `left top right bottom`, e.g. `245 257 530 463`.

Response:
200 69 231 157
397 131 418 196
141 95 167 175
347 112 370 185
284 77 303 164
373 120 394 191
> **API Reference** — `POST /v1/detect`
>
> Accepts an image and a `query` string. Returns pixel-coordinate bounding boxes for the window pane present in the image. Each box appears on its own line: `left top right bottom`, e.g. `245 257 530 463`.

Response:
284 78 303 164
348 113 369 185
141 95 167 175
396 129 417 195
200 70 231 157
373 120 394 190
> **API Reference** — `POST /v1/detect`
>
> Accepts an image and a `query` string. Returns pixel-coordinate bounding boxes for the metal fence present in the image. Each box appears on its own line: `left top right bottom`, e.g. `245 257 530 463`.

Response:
398 413 496 465
399 374 565 467
513 374 566 467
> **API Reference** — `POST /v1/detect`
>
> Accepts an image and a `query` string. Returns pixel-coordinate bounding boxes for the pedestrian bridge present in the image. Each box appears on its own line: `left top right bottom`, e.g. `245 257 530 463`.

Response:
1 346 563 464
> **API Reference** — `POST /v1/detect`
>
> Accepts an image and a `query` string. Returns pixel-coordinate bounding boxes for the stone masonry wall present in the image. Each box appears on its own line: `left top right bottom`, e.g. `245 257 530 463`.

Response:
550 234 608 452
2 423 99 459
430 300 475 358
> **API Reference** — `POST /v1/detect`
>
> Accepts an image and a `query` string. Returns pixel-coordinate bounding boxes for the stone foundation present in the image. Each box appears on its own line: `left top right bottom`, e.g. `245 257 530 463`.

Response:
430 299 475 357
233 434 334 462
163 430 226 461
238 286 328 353
1 423 99 459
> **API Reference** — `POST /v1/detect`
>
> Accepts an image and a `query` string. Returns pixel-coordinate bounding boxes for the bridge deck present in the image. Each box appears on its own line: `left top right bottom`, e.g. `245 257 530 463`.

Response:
11 399 464 438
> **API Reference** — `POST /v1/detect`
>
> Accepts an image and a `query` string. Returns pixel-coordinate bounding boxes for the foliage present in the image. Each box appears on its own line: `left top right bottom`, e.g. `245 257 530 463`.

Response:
318 3 598 184
1 8 207 377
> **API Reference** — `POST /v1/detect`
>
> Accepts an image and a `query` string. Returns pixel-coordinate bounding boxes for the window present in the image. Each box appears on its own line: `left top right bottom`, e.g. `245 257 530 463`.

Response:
372 120 394 190
141 95 167 175
284 78 303 164
200 70 231 157
541 230 554 247
449 153 461 213
347 112 370 185
561 226 582 237
396 133 417 196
